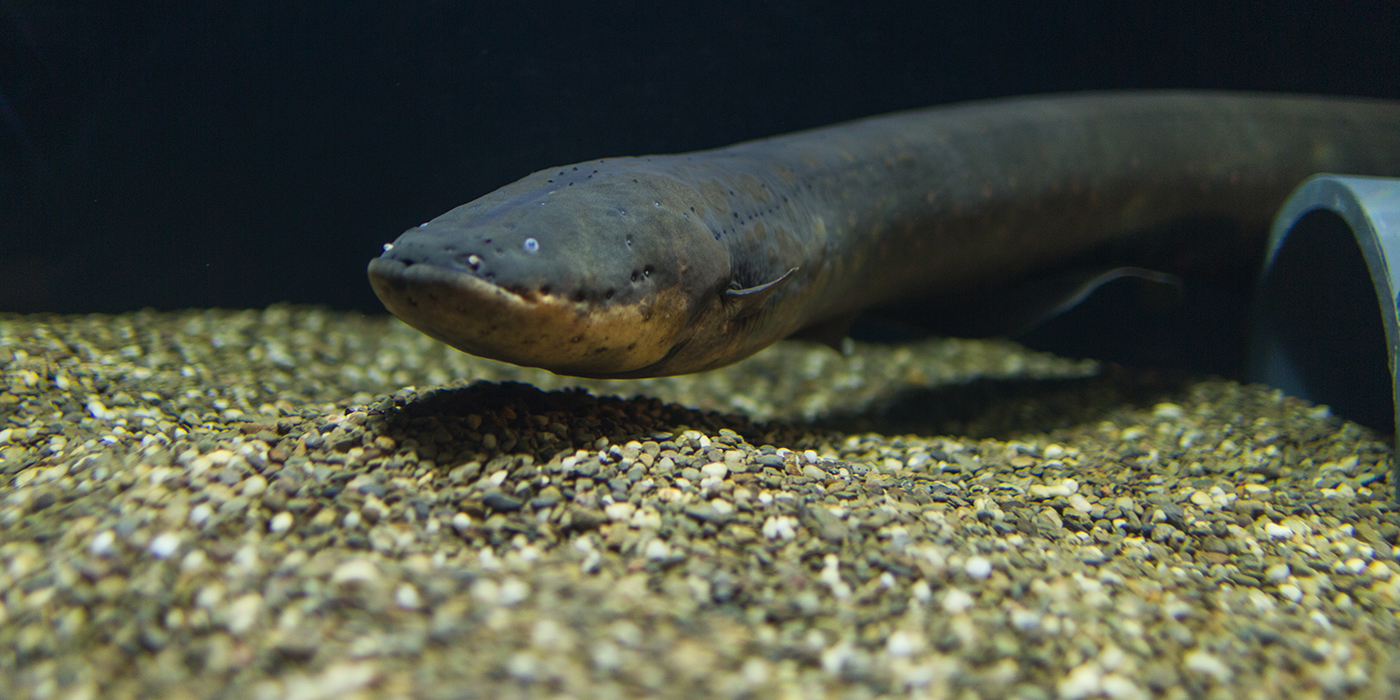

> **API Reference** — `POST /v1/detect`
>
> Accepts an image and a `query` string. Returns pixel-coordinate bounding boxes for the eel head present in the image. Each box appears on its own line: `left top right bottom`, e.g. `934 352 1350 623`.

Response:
368 159 791 378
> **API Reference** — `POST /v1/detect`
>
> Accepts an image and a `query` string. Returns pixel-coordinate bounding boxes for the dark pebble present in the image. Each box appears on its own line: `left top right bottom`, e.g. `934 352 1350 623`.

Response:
481 490 523 512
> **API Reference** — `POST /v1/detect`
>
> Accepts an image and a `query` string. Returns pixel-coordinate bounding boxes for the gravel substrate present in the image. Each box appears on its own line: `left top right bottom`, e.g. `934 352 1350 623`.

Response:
1 305 1397 700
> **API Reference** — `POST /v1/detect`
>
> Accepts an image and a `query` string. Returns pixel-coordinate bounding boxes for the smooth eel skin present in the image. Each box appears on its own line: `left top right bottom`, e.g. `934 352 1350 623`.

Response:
368 91 1400 378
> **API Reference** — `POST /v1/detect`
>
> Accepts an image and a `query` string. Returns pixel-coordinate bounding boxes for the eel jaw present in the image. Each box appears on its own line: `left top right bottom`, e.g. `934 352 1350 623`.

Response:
367 257 692 378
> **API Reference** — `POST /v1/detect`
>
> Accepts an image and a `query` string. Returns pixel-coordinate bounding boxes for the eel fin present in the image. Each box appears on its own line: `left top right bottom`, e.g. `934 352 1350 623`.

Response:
923 266 1182 338
989 266 1182 337
724 268 797 319
788 312 859 353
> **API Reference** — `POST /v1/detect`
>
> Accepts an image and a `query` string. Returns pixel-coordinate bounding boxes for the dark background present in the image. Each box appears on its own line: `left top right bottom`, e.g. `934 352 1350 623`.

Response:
3 0 1399 315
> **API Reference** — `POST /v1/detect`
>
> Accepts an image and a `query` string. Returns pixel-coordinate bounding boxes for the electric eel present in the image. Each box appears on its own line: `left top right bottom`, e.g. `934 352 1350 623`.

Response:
368 91 1400 379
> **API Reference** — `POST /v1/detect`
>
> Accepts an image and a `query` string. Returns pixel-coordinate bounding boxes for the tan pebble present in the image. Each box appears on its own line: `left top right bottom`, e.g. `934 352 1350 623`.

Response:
331 559 380 585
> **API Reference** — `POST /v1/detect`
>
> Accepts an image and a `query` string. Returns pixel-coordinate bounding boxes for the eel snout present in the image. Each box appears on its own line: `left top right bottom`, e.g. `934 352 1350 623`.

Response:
367 255 696 378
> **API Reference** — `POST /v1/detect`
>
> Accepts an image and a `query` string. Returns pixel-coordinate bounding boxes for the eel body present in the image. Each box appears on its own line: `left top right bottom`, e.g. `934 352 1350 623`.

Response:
368 91 1400 378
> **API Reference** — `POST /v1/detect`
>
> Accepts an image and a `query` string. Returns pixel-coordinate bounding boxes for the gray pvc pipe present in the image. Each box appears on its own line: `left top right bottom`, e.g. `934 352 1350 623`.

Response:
1249 175 1400 500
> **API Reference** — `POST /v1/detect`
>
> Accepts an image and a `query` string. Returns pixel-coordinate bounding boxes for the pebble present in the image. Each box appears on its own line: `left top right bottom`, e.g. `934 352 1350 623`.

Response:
942 587 975 614
146 532 179 559
964 555 993 579
1183 649 1233 681
1 307 1396 700
268 511 294 534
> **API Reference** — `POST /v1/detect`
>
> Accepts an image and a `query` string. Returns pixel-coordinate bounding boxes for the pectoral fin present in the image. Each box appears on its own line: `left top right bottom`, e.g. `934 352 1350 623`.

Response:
724 268 798 319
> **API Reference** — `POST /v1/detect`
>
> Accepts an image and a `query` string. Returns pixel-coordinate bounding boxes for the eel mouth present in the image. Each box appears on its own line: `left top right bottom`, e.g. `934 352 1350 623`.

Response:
367 257 688 377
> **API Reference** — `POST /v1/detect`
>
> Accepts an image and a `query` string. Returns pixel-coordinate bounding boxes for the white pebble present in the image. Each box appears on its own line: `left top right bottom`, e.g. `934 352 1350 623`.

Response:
268 511 294 534
181 549 208 573
87 399 112 420
89 530 117 557
1100 673 1143 700
700 462 729 479
1057 662 1103 700
604 502 636 521
941 587 974 614
1278 584 1303 602
1265 563 1290 583
498 577 530 606
762 515 797 541
452 512 473 533
910 579 932 604
240 474 267 497
964 556 992 579
1080 546 1107 565
1264 522 1293 540
395 583 422 610
1068 493 1093 514
644 539 672 561
885 630 925 657
1029 478 1079 499
330 559 380 585
291 662 377 699
225 593 262 635
148 532 181 559
1182 649 1232 681
188 503 213 527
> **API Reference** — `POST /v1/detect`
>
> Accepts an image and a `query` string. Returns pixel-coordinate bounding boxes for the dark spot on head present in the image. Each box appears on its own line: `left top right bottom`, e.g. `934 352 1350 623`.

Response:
483 238 492 244
633 179 639 183
547 179 554 183
630 270 639 282
625 235 633 246
626 343 636 350
572 166 578 171
573 290 586 303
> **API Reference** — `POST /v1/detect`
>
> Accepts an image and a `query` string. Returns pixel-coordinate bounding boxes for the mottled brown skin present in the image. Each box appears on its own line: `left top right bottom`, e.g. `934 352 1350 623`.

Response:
368 91 1400 378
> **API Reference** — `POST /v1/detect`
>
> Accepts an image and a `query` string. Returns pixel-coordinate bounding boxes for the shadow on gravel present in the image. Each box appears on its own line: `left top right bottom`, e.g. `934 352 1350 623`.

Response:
376 381 826 459
807 366 1199 441
378 367 1201 454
